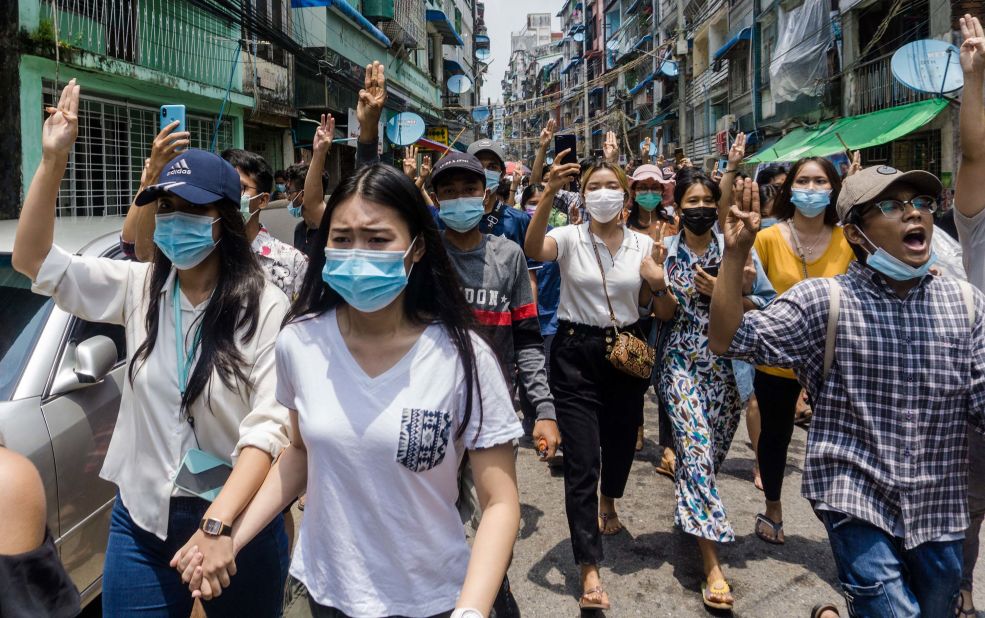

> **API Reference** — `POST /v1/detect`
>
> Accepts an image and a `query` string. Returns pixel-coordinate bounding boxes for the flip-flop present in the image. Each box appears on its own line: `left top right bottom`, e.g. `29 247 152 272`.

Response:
755 513 785 545
579 586 610 610
599 512 624 535
811 602 840 618
702 579 734 610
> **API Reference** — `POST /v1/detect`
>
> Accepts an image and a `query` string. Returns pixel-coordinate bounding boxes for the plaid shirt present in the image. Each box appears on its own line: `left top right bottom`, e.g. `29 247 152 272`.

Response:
726 261 985 549
553 189 582 216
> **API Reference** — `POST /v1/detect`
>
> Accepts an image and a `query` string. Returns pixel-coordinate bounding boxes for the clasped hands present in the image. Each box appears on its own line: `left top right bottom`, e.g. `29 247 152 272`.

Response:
170 529 238 600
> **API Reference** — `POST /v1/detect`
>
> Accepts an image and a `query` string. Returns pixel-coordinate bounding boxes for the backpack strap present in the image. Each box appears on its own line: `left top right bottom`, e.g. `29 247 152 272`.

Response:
958 280 976 330
823 280 841 381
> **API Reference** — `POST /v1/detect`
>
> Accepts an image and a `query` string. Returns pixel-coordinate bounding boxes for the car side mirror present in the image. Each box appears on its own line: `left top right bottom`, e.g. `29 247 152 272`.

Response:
51 335 118 395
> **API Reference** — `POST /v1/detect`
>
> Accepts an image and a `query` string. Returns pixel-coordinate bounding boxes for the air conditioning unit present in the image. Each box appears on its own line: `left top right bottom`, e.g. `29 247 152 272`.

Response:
716 114 736 132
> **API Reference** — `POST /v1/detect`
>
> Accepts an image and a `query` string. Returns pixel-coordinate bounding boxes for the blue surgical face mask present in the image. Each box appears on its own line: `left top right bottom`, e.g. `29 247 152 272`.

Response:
790 188 831 218
154 212 219 270
858 228 937 281
439 196 486 232
288 204 302 218
275 183 287 193
484 169 502 192
761 217 779 228
240 193 263 223
321 240 417 313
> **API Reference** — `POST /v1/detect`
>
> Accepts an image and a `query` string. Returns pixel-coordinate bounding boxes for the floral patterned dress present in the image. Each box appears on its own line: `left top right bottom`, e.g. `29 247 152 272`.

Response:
658 234 742 543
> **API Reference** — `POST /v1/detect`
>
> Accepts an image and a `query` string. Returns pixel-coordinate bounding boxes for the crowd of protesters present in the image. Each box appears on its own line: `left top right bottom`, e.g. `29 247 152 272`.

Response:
8 15 985 618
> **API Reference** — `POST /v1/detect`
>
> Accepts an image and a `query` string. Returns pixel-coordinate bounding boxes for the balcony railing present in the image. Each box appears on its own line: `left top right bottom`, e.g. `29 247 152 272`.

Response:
41 0 243 92
851 53 932 115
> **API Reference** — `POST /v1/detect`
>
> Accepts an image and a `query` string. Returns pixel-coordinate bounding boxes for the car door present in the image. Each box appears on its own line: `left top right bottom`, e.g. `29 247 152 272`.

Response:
39 267 128 601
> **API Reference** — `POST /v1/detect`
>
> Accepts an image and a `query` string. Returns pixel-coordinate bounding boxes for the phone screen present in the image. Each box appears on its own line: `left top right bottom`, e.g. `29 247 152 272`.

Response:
554 135 578 165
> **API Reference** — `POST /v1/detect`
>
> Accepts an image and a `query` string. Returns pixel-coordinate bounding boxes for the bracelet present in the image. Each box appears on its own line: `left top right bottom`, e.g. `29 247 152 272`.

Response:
450 609 483 618
724 168 738 174
651 287 668 297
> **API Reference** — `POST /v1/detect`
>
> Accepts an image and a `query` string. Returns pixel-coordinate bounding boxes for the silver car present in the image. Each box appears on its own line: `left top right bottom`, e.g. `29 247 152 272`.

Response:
0 218 127 608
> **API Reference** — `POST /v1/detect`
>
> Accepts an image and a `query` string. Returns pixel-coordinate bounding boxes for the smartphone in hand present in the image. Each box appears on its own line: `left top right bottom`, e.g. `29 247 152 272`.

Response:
160 105 186 133
554 134 578 165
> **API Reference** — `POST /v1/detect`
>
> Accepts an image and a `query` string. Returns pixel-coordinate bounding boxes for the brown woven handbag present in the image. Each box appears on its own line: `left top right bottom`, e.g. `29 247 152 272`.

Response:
588 228 656 380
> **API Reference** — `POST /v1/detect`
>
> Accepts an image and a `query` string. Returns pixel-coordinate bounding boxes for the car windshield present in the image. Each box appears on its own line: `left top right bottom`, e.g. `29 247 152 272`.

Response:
0 255 53 400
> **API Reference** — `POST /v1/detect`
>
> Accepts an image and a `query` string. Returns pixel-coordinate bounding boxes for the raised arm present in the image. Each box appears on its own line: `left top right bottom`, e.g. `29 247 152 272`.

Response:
355 61 386 168
530 118 555 185
13 80 80 280
304 113 334 213
957 15 985 218
122 120 189 261
709 178 761 355
525 154 579 262
717 132 746 229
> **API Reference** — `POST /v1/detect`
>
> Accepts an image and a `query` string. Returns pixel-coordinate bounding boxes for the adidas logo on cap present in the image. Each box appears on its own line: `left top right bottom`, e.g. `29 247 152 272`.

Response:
167 159 193 176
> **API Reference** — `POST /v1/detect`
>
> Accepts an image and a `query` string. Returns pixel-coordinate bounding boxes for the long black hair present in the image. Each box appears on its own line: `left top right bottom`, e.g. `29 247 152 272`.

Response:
128 199 265 416
287 164 483 439
673 167 721 206
772 157 842 225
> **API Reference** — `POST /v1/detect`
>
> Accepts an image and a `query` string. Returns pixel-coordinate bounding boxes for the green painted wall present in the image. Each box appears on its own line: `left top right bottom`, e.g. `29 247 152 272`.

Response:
19 54 251 205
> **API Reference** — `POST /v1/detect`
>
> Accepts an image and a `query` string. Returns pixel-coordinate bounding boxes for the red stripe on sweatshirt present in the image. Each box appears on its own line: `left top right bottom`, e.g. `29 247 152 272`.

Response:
473 308 513 326
510 303 538 321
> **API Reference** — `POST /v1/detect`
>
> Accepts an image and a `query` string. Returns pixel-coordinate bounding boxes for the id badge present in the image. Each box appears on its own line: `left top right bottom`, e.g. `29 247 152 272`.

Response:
174 448 232 502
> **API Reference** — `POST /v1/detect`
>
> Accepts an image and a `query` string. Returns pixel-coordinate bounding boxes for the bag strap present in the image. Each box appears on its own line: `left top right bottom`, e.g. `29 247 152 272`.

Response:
823 279 841 380
959 280 976 330
587 226 620 333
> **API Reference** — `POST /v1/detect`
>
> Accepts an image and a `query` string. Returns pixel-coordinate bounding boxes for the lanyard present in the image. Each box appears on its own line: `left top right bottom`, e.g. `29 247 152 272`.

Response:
482 201 505 233
172 277 203 397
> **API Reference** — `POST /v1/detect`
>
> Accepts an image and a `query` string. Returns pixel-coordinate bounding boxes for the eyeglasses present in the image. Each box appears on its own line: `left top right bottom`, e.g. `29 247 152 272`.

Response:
870 196 938 218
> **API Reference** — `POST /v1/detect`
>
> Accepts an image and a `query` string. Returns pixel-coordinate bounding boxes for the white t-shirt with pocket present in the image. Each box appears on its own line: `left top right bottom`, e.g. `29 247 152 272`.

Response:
275 308 522 617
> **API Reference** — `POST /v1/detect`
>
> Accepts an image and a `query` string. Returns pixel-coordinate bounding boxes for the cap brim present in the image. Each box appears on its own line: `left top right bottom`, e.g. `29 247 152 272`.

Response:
631 173 672 186
134 181 227 207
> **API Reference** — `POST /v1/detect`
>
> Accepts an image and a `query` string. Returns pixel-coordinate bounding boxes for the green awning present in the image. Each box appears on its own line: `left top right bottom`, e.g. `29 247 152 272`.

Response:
745 99 949 164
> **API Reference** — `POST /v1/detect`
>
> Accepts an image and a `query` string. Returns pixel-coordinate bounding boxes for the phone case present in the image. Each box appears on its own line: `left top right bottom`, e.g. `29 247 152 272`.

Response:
174 449 232 502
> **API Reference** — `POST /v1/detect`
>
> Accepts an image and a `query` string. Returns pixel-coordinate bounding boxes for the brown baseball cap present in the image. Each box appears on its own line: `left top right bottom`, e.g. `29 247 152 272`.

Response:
836 165 942 223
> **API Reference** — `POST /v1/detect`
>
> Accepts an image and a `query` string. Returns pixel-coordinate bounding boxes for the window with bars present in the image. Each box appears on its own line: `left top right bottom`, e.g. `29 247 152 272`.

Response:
43 83 234 218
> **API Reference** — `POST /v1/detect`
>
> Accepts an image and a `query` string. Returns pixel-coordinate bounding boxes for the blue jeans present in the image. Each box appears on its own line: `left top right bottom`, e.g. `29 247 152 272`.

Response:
102 496 289 617
819 510 962 617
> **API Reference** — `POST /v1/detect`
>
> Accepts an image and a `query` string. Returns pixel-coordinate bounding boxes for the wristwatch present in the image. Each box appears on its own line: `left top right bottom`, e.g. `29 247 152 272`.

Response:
200 517 232 537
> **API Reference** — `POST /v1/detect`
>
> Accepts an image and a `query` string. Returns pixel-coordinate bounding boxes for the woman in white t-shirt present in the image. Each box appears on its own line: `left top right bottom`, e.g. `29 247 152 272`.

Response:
177 164 523 618
13 81 291 617
525 155 665 610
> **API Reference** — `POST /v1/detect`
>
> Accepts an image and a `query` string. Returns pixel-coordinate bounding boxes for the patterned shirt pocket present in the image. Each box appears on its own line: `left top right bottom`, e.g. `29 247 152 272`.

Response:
396 408 453 472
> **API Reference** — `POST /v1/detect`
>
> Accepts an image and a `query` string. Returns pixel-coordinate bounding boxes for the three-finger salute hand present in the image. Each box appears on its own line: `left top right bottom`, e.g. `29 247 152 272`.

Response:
357 61 387 126
960 15 985 76
313 113 335 155
540 118 557 150
403 144 418 179
603 131 619 163
725 178 761 253
43 78 81 157
727 132 746 168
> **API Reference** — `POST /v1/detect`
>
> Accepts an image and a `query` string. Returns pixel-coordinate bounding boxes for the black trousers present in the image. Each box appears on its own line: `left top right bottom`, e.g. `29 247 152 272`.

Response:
551 321 648 565
753 370 803 502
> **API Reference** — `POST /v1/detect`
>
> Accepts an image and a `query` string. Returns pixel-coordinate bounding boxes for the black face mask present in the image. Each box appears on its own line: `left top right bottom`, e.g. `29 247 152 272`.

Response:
680 207 718 235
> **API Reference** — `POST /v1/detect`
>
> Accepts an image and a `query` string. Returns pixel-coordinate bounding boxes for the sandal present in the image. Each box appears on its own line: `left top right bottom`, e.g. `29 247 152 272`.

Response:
955 589 976 617
754 513 785 545
599 512 624 535
655 449 676 480
579 586 610 610
811 602 840 618
702 579 734 610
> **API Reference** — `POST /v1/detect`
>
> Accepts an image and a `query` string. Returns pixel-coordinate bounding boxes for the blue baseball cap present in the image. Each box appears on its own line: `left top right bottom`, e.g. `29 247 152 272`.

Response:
134 149 241 207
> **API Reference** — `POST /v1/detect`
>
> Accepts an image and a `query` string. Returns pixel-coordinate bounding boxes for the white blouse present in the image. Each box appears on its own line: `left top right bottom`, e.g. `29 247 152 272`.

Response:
32 245 291 540
547 222 655 328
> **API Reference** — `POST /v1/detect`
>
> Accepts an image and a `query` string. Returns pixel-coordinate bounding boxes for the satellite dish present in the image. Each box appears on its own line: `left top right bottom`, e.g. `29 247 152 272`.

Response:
385 112 426 146
472 107 491 122
659 60 679 77
476 47 491 61
573 31 585 43
447 74 473 94
639 139 657 156
891 39 963 94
